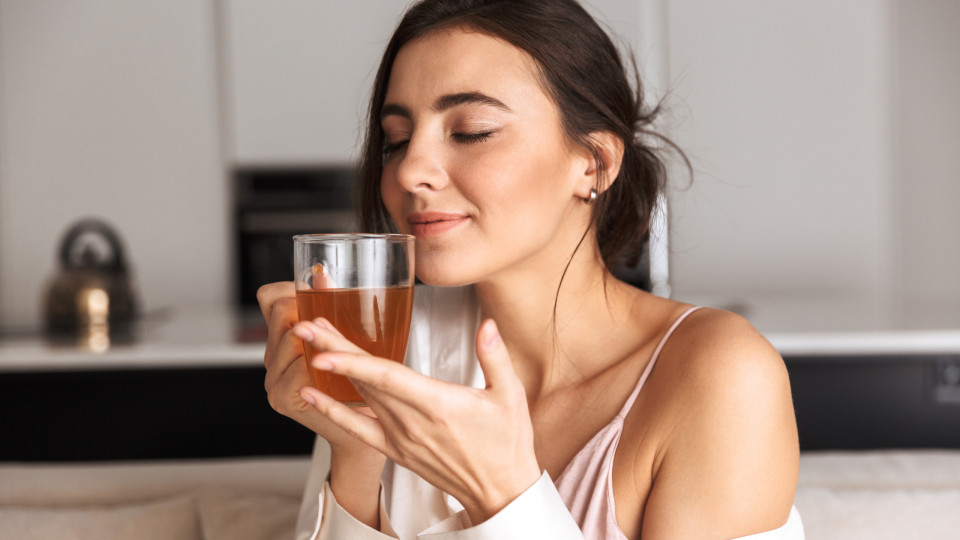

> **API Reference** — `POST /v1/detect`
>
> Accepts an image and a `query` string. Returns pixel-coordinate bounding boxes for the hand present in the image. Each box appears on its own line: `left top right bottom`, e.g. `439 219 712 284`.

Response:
256 282 384 460
296 317 542 525
258 282 386 529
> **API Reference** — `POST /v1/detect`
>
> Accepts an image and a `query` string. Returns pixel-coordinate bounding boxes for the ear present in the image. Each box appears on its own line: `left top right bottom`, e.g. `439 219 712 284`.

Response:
574 131 624 200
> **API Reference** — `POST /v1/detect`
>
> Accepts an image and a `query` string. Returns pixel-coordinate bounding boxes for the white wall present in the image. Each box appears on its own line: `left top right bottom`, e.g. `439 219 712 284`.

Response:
0 0 227 326
664 0 898 330
895 0 960 323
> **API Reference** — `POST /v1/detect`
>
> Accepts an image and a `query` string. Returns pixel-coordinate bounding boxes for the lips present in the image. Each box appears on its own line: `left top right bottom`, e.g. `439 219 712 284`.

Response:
407 212 469 238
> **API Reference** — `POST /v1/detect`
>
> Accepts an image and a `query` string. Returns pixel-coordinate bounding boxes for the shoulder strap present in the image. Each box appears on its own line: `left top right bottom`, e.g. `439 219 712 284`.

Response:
617 306 702 418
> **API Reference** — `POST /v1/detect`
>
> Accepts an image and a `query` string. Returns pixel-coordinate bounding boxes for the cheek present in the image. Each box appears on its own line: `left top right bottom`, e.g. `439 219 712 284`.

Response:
470 142 571 218
379 170 406 231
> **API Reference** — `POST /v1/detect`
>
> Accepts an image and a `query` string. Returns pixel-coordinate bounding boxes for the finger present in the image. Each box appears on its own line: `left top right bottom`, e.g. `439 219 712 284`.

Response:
309 265 338 289
264 327 305 386
474 318 518 391
300 386 388 450
265 297 299 358
266 350 311 417
256 281 296 323
264 334 313 419
293 318 367 356
312 351 434 400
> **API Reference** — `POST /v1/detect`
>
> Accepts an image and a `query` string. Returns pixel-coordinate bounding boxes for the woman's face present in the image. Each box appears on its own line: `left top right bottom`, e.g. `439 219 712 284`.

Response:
380 28 593 287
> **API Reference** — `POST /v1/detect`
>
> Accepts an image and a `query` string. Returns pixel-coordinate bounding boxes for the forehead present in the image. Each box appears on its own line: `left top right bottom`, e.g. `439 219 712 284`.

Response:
385 27 549 106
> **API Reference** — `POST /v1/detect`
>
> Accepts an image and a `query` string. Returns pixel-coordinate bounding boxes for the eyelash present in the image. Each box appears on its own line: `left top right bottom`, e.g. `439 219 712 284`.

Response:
451 131 494 144
382 130 496 159
383 140 408 158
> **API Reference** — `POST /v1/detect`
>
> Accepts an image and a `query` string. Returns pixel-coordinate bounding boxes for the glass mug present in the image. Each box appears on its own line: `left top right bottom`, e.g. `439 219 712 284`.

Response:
293 234 415 405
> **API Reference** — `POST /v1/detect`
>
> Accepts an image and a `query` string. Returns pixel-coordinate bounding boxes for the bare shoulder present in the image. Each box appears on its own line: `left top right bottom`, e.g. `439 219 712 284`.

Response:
660 307 788 395
630 306 799 539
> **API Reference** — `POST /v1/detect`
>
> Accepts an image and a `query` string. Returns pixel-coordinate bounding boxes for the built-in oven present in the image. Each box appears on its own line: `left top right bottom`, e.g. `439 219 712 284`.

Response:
234 166 357 310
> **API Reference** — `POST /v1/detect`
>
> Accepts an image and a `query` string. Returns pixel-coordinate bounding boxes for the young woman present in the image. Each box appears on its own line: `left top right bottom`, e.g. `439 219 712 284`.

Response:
257 1 803 538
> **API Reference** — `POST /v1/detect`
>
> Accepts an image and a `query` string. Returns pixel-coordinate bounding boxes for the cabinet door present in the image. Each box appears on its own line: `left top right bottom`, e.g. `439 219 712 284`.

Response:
224 1 409 165
223 0 658 166
0 0 228 325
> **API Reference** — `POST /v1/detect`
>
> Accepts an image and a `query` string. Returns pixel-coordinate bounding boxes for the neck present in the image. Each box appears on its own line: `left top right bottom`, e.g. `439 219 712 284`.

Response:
473 238 640 400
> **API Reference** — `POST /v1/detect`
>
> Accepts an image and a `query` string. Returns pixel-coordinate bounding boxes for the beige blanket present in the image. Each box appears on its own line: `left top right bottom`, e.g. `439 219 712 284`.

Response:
2 451 960 539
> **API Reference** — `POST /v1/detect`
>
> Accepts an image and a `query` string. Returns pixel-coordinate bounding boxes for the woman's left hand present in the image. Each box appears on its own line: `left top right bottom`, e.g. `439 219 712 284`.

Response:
295 317 542 525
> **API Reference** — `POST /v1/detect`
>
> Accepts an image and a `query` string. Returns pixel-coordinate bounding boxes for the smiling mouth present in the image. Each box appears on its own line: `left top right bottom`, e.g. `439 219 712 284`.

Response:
407 213 469 238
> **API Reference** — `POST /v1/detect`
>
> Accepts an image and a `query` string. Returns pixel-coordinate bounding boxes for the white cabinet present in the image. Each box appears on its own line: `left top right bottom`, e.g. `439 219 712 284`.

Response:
222 1 410 165
221 0 657 166
665 0 960 331
0 0 228 326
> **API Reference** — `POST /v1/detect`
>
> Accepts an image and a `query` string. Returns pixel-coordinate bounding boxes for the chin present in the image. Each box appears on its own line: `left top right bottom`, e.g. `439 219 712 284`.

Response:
414 257 480 288
415 270 475 289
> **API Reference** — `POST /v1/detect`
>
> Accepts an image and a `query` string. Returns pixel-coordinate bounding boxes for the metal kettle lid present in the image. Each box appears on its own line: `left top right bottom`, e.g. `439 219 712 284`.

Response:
58 218 129 274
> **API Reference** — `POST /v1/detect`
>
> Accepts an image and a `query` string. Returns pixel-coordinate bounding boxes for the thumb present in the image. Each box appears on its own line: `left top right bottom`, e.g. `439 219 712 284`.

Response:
475 318 516 390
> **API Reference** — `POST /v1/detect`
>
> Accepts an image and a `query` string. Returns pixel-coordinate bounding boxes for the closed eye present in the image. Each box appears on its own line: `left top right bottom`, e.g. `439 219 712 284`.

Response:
383 140 409 159
452 131 495 144
383 130 496 160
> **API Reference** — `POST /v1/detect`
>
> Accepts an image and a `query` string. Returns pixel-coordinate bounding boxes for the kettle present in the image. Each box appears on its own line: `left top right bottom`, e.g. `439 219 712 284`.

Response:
43 218 139 343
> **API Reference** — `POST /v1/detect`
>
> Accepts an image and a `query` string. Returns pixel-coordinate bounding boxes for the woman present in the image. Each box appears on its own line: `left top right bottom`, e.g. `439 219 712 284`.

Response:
257 0 803 538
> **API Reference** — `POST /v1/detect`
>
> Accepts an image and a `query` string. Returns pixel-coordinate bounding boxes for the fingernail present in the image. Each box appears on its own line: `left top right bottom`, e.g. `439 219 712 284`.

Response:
314 317 331 330
313 358 334 371
292 325 313 341
300 389 316 406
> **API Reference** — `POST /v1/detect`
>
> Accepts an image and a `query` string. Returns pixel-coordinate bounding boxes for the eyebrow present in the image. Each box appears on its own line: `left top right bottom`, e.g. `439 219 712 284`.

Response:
380 91 512 120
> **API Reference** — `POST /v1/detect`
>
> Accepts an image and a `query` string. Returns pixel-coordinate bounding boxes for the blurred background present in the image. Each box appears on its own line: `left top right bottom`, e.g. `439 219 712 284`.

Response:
2 5 959 537
1 0 957 333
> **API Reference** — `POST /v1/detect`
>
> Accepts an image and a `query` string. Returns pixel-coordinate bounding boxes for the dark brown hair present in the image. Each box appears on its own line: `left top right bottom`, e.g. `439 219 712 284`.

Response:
357 0 686 272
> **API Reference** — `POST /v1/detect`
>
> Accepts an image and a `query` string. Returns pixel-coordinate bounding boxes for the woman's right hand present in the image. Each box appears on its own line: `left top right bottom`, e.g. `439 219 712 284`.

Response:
257 282 385 528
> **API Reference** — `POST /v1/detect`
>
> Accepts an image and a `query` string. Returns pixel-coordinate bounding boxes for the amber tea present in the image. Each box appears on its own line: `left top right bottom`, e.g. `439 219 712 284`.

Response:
296 286 414 404
293 234 415 405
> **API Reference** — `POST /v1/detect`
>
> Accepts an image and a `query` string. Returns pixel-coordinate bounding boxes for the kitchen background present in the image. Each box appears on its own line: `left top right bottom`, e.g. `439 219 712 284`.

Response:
0 0 957 335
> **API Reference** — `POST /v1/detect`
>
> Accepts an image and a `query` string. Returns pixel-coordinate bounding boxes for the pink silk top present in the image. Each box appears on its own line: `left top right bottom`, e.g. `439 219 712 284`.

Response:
555 306 702 539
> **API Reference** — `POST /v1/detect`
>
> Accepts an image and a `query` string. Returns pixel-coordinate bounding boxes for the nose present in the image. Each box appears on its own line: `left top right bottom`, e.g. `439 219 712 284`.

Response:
392 132 449 194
